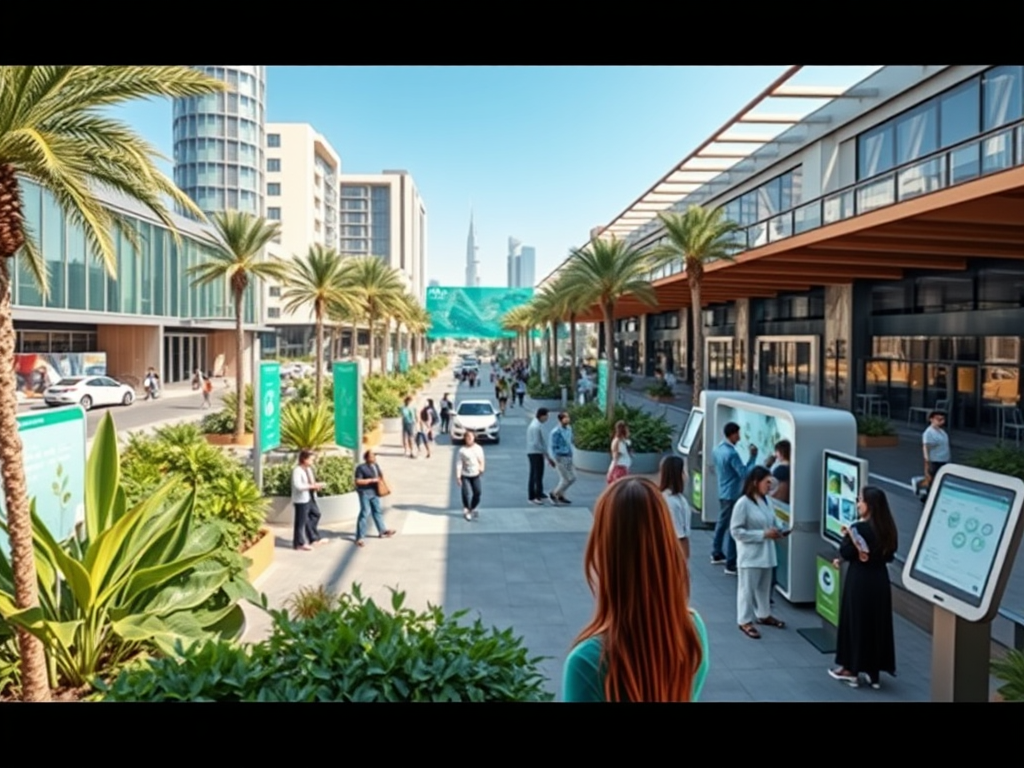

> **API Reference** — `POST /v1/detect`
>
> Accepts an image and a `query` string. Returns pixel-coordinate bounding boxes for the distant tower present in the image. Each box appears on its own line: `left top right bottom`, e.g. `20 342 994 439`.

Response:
507 236 522 287
465 210 480 287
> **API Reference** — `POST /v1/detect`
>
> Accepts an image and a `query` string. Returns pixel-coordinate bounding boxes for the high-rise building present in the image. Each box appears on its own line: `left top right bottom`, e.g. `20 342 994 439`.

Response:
466 211 480 287
338 170 427 302
172 66 267 218
518 245 536 288
507 236 521 287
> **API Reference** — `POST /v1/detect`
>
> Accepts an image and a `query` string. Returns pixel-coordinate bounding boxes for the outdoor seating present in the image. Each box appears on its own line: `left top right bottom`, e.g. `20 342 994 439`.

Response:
907 398 950 427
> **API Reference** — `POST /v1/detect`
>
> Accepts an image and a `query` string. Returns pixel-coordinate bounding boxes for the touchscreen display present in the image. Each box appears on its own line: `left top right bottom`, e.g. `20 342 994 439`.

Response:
679 410 704 454
909 474 1017 606
823 452 861 544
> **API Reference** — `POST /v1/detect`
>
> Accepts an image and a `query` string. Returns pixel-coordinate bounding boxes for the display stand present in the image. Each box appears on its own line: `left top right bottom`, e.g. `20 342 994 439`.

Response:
798 553 845 653
931 606 992 702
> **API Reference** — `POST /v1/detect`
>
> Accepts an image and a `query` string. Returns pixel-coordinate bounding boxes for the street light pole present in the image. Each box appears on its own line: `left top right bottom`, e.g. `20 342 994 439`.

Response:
251 331 262 493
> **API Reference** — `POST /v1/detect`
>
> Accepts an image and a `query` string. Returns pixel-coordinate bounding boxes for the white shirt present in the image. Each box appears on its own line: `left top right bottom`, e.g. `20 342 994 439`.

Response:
922 425 951 463
457 444 485 477
663 491 691 539
612 438 632 468
291 464 318 504
730 495 780 569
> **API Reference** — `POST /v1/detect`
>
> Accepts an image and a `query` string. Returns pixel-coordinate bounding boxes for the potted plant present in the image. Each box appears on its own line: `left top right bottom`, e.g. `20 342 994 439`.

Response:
856 415 898 448
202 386 254 446
645 379 675 403
363 398 383 448
262 454 359 526
992 647 1024 702
570 402 675 474
618 374 634 388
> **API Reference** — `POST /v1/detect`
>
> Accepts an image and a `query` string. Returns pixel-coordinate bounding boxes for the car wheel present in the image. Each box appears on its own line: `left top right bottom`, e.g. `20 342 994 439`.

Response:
80 395 93 411
492 436 500 445
122 391 134 406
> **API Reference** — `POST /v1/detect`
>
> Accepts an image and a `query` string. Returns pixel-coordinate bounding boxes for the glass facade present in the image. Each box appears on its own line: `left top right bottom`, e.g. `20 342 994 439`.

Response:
14 179 256 324
339 183 391 257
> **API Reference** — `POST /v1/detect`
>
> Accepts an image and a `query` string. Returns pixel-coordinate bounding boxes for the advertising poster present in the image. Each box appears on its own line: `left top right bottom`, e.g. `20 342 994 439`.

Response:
15 352 107 400
398 350 409 373
824 453 861 543
716 404 794 472
333 362 362 452
425 286 537 340
259 362 281 452
816 555 841 627
597 360 609 413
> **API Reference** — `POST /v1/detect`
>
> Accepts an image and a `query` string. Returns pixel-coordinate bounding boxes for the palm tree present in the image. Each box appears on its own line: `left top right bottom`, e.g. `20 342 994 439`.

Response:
189 211 288 443
347 256 406 375
528 286 561 383
0 65 224 701
561 236 662 420
279 245 357 403
541 272 590 394
405 302 432 365
650 205 743 406
502 305 533 361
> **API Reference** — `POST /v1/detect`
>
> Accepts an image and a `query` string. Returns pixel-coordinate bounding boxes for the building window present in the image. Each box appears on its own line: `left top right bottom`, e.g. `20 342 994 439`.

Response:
268 182 280 196
268 286 281 297
341 185 368 198
267 133 281 148
268 207 281 220
267 158 280 172
268 307 281 319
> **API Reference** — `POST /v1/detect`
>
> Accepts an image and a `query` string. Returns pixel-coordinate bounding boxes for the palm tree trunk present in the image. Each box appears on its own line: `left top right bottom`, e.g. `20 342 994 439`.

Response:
234 290 245 443
0 257 50 702
314 304 324 404
690 276 703 407
367 313 375 375
603 302 616 421
570 313 578 394
379 319 388 375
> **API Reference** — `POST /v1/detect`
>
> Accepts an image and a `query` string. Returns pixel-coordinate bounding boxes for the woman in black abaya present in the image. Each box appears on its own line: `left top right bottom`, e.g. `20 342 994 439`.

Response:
828 485 898 689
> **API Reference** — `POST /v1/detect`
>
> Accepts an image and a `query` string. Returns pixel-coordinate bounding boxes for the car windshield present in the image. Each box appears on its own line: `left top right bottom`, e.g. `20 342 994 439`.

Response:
457 403 493 416
56 378 84 386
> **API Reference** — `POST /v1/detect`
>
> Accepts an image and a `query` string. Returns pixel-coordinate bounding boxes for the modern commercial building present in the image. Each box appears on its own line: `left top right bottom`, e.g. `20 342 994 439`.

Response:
465 211 480 287
172 66 267 218
506 238 536 288
547 65 1024 436
507 236 521 288
339 170 427 303
262 123 342 356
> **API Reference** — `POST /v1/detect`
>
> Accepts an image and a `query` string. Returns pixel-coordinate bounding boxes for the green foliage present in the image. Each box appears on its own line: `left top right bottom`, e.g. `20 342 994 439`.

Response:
856 415 896 436
286 585 337 620
617 375 634 387
0 414 256 693
568 402 674 454
97 584 553 702
202 385 254 435
262 455 356 498
280 400 335 452
526 372 563 400
992 648 1024 701
646 380 674 398
362 397 382 432
966 444 1024 482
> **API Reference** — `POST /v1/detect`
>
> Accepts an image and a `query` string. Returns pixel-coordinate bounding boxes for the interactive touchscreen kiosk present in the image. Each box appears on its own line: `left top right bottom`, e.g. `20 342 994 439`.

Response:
821 450 869 547
901 464 1024 702
677 408 705 525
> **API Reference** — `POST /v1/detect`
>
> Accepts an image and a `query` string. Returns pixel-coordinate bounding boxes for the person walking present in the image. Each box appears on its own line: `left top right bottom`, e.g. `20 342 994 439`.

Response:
291 449 325 551
201 374 213 409
526 408 555 505
400 396 416 458
829 486 898 689
414 401 433 458
921 410 950 503
710 422 759 576
607 421 633 484
548 411 576 504
439 393 453 435
456 431 486 521
143 367 160 401
515 377 526 408
497 376 510 416
659 455 692 561
353 450 396 547
731 466 786 639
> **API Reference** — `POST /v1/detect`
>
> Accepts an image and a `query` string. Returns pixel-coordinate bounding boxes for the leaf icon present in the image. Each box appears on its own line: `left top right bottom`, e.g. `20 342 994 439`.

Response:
56 463 63 476
52 482 60 493
62 492 71 505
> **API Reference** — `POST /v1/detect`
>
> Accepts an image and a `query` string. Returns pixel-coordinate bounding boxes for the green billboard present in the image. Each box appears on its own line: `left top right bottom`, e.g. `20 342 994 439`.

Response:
425 286 535 340
333 361 362 453
259 361 281 452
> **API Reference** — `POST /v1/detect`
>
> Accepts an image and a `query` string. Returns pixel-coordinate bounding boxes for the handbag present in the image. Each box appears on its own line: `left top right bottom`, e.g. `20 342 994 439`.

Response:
376 475 392 497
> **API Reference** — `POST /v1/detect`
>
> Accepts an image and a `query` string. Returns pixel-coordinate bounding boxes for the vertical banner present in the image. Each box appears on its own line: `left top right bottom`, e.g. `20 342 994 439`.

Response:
597 360 609 413
387 348 395 374
399 349 409 373
333 361 362 453
815 555 841 627
259 361 281 452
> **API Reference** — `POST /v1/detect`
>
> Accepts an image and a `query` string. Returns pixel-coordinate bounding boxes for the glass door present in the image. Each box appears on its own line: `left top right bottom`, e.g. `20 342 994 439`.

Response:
706 337 734 391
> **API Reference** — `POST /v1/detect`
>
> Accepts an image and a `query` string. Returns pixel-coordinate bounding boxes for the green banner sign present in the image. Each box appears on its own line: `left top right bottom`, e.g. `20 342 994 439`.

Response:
333 361 362 451
815 555 841 627
399 349 409 373
259 362 281 452
691 470 702 511
425 286 535 340
597 360 609 412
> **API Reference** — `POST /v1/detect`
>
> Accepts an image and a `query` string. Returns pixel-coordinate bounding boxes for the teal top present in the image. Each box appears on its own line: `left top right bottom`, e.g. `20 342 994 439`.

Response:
562 610 710 702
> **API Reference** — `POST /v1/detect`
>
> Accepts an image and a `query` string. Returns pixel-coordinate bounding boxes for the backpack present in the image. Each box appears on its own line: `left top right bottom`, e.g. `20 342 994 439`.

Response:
203 378 213 393
420 406 430 424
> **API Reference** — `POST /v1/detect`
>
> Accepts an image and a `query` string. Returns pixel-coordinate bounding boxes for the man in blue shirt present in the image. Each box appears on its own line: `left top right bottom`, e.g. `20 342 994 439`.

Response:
548 411 576 504
711 421 758 574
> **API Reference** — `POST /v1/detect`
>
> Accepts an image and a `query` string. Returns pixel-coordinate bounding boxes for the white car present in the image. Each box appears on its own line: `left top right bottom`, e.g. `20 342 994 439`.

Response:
44 376 135 411
450 399 500 444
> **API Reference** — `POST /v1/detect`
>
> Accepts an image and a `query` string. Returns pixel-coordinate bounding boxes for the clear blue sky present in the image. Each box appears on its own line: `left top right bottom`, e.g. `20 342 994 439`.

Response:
109 66 879 288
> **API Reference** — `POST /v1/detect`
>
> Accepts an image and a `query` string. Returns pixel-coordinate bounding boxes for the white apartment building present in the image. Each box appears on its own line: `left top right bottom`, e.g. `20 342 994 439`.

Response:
339 170 427 303
262 123 342 355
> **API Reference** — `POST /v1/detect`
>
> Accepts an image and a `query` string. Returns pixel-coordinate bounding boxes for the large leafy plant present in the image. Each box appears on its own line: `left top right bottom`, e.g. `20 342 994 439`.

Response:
569 402 674 454
97 584 553 702
280 401 335 452
0 414 257 693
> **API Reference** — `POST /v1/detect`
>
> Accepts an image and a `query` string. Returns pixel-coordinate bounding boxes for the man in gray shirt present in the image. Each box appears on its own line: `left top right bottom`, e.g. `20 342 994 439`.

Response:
527 408 556 505
922 410 951 502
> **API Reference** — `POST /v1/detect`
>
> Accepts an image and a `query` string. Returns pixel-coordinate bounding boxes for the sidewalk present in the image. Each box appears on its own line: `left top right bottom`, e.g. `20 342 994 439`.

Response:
241 361 996 700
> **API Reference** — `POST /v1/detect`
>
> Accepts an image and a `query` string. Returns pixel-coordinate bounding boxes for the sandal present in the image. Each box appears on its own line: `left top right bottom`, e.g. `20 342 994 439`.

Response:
739 623 761 639
381 530 396 538
757 616 786 629
354 539 365 548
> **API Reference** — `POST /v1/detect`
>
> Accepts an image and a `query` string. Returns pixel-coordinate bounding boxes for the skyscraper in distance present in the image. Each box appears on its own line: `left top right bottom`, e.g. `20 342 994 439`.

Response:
518 245 536 288
465 210 480 287
507 236 522 288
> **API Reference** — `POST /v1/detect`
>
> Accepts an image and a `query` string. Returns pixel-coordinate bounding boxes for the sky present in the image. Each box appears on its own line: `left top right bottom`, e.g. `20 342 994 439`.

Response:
108 66 880 288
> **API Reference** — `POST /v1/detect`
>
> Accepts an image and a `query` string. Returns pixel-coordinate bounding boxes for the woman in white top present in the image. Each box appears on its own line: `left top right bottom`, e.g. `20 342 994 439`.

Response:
607 420 633 485
730 466 787 639
658 455 691 560
455 431 486 521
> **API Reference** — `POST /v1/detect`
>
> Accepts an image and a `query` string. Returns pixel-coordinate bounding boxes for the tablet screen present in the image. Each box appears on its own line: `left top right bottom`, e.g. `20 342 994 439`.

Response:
679 410 704 454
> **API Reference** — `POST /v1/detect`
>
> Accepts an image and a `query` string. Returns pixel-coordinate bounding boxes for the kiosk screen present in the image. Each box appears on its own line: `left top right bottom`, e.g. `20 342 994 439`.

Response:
678 409 704 455
908 474 1017 607
823 451 864 544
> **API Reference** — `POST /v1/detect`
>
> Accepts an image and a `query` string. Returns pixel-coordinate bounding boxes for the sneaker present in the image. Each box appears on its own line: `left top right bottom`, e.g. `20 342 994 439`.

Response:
529 499 543 505
724 567 737 576
711 556 727 565
472 509 479 520
559 497 573 505
828 667 857 683
463 509 472 521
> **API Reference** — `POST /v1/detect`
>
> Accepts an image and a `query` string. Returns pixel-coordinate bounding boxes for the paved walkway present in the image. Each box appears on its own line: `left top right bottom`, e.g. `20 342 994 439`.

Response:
243 362 1003 701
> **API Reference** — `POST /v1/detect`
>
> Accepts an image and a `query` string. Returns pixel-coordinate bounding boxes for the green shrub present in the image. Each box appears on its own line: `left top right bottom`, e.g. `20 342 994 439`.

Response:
569 402 674 454
262 454 356 497
856 415 896 436
966 444 1024 482
992 648 1024 701
646 380 674 398
618 374 634 387
97 584 553 702
281 400 335 452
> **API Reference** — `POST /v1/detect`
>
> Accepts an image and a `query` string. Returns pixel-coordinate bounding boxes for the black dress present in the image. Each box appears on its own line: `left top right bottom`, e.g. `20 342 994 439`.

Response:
834 521 897 682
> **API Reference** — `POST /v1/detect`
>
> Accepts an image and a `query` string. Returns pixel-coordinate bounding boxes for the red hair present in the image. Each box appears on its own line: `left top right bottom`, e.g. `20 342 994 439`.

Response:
574 476 703 701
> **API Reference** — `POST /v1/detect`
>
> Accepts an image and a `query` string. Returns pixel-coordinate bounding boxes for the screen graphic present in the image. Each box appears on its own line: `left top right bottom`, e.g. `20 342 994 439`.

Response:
823 452 863 544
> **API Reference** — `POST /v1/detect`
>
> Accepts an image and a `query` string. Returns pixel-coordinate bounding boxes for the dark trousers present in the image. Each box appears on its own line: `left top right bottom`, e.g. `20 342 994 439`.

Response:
711 497 738 570
528 453 546 501
516 392 525 406
461 475 482 510
440 412 450 433
293 499 321 547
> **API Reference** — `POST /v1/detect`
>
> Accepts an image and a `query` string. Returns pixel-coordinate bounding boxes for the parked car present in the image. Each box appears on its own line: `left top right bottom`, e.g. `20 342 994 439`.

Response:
450 399 500 444
44 376 135 410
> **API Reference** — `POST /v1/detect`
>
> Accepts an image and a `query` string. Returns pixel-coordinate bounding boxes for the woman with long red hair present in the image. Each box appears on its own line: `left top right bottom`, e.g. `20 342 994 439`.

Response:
563 477 709 701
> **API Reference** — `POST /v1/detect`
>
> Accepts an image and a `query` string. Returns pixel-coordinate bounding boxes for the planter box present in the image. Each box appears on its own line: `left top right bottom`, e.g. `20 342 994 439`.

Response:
858 434 899 448
531 398 565 411
243 526 275 582
206 433 254 447
363 424 383 448
266 491 362 526
573 447 665 475
381 417 403 434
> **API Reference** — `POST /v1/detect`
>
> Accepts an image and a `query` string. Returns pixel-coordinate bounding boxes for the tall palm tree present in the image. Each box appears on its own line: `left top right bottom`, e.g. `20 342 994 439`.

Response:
502 305 533 361
406 302 432 365
0 65 224 701
279 245 357 403
529 286 561 383
189 211 288 442
650 205 743 406
561 236 662 420
347 256 406 375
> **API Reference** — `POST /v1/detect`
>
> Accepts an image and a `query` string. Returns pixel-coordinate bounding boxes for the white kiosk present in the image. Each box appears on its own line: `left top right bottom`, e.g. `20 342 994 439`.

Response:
901 464 1024 702
681 391 858 604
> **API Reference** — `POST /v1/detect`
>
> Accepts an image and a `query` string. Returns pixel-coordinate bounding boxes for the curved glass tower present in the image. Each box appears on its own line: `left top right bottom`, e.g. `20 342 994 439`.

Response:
172 66 266 218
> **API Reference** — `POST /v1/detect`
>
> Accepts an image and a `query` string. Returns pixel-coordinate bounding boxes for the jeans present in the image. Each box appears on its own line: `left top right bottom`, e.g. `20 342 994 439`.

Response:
552 456 576 498
712 497 738 569
356 494 387 540
440 412 450 433
516 392 525 407
293 499 321 547
528 453 546 500
461 475 482 510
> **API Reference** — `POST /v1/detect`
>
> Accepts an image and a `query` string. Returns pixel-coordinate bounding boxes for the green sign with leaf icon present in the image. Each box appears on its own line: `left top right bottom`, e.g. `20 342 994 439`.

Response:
259 361 281 452
333 361 362 451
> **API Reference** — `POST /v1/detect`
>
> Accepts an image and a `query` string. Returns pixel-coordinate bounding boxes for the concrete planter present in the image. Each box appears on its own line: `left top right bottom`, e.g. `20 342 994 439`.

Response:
243 527 275 582
266 491 362 526
573 446 664 475
381 417 403 434
531 398 565 412
205 433 254 447
363 424 383 448
858 434 899 448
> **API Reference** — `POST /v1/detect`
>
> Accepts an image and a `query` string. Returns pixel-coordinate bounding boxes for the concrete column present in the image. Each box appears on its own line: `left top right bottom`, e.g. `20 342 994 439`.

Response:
824 284 854 410
734 299 751 393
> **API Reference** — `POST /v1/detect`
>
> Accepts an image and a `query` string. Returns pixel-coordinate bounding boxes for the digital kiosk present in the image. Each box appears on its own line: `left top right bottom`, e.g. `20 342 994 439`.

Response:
677 407 706 532
901 464 1024 702
684 391 859 604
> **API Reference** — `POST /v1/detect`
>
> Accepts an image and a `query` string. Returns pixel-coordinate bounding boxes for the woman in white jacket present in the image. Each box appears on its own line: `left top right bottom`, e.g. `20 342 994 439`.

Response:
731 465 787 639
